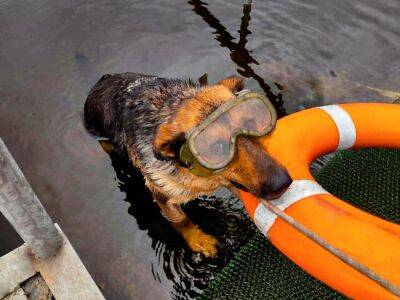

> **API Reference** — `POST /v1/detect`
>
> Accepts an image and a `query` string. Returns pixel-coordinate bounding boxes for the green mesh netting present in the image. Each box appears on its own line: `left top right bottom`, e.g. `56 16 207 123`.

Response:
200 149 400 299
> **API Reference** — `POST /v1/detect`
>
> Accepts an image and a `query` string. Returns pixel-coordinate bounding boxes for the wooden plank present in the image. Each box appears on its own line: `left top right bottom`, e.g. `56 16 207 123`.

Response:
0 139 62 259
0 245 36 298
3 288 28 300
1 224 104 299
31 224 105 300
20 274 53 300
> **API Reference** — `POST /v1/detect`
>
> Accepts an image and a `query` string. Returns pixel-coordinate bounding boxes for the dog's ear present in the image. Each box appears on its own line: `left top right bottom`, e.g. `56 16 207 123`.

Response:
153 123 186 161
218 75 244 93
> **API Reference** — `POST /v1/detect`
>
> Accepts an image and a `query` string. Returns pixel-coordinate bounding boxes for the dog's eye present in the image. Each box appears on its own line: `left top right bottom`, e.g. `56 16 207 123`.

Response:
210 139 229 156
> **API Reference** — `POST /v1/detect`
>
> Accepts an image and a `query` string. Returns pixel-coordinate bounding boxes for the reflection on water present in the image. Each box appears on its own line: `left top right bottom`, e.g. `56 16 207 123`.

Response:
107 149 253 299
189 0 286 117
0 0 400 299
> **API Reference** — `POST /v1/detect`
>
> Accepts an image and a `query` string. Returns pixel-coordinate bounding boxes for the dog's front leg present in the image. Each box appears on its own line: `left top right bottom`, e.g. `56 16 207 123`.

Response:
155 196 218 257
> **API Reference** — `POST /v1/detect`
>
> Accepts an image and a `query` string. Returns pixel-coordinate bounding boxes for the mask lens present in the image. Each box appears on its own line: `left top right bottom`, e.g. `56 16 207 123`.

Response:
229 98 272 132
193 113 232 166
193 97 273 168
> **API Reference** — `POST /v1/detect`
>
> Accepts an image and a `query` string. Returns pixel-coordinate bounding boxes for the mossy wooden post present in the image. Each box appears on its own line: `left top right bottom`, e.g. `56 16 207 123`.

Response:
0 138 62 260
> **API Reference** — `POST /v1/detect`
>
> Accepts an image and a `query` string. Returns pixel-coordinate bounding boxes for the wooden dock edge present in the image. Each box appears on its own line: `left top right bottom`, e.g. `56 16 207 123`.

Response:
0 244 36 298
0 224 105 300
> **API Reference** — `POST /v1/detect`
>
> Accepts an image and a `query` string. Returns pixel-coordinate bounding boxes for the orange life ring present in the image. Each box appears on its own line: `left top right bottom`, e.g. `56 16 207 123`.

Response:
239 103 400 299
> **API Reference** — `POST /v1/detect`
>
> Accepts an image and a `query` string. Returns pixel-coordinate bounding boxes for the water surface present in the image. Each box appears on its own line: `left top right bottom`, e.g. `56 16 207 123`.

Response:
0 0 399 298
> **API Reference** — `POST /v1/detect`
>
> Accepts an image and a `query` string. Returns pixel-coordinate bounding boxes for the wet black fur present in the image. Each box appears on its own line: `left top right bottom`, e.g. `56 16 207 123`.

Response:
84 73 198 163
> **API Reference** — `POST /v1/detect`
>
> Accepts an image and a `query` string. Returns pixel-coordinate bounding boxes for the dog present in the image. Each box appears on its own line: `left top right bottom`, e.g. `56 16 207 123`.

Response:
84 73 292 257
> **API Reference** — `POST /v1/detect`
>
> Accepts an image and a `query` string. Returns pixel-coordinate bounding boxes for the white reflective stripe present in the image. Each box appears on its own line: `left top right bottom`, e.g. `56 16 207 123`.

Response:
319 105 357 150
254 180 330 235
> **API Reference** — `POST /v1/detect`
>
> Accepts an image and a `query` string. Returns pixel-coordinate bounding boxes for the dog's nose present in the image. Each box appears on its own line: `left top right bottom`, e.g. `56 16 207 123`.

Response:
260 170 292 200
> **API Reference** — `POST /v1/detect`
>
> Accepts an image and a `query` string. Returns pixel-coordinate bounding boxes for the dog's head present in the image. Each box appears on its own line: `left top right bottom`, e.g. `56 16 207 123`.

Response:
153 75 292 200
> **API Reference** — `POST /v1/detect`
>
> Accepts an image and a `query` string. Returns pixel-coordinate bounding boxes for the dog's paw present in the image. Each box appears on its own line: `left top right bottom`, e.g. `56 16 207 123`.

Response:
182 225 218 257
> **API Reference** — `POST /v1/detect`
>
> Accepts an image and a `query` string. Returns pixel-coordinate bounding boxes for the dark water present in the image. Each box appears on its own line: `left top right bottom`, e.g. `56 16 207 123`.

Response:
1 0 399 299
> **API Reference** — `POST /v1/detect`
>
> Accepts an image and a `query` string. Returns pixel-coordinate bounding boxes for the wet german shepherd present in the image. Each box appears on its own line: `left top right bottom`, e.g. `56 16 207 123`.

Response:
84 73 291 257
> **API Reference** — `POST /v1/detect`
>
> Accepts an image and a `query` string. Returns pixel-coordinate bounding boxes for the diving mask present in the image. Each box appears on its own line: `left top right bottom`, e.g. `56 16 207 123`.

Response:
179 91 277 176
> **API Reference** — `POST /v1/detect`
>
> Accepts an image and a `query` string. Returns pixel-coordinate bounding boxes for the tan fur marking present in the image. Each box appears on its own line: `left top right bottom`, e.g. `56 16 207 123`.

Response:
218 75 244 92
99 140 115 153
